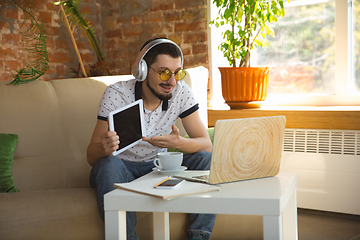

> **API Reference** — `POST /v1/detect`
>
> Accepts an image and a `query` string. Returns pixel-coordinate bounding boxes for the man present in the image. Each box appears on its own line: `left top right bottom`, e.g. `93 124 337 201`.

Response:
87 38 216 240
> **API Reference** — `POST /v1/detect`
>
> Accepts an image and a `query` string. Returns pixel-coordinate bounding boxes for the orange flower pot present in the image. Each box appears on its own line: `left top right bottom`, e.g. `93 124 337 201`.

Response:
218 67 271 109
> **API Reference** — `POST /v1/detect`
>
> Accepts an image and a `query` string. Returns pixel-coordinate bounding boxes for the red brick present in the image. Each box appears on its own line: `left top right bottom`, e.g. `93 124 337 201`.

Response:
193 53 208 65
81 53 96 63
0 0 209 79
168 34 182 45
104 39 121 50
46 37 55 48
45 2 57 11
123 24 143 38
1 8 18 19
5 60 22 71
175 0 205 9
0 21 10 30
150 1 175 11
102 0 116 9
131 15 143 25
32 0 47 8
56 64 65 76
105 29 122 39
182 47 191 56
45 65 56 74
48 51 71 63
80 6 93 14
184 32 206 44
175 21 205 32
182 8 206 21
116 17 127 24
0 72 13 81
107 49 129 60
0 1 9 7
39 11 52 23
18 21 31 32
43 25 60 36
143 23 162 34
164 22 174 33
54 38 69 49
0 47 13 57
192 43 207 54
2 33 20 44
164 12 181 22
147 12 162 22
105 18 116 29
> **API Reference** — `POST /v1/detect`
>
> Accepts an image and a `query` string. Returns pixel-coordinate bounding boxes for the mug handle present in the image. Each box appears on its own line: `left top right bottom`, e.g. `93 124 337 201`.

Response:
153 158 161 168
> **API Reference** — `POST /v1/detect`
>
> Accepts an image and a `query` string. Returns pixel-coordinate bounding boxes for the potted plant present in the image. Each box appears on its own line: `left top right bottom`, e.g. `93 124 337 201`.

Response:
209 0 289 108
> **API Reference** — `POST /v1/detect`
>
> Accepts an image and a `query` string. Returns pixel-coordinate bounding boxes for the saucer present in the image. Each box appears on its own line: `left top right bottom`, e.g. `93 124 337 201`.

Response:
152 166 187 175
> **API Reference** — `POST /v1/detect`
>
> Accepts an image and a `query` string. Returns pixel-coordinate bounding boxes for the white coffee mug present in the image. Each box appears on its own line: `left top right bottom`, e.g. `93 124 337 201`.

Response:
153 152 183 171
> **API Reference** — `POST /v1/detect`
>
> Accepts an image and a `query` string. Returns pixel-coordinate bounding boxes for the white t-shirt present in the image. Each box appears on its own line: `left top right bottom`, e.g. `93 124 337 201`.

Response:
97 78 199 162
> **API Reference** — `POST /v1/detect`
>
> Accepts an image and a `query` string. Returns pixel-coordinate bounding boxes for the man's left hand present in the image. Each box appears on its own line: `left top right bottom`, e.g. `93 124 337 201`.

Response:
142 125 181 149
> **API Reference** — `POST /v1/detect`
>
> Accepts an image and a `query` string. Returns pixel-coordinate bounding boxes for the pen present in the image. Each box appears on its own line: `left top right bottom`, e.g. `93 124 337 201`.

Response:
154 176 171 188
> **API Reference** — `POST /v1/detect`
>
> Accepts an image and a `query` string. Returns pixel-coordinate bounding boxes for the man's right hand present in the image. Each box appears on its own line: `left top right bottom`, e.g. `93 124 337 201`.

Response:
87 120 120 166
100 131 120 155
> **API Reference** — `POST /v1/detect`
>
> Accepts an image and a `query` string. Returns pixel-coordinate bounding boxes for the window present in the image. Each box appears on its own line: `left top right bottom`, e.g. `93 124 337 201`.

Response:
208 0 360 108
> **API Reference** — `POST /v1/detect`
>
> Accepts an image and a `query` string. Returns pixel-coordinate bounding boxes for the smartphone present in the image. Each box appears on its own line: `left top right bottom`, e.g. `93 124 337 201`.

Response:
155 178 184 189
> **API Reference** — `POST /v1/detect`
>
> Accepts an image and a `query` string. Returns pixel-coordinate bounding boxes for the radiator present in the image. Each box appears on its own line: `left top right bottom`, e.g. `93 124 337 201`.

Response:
280 128 360 215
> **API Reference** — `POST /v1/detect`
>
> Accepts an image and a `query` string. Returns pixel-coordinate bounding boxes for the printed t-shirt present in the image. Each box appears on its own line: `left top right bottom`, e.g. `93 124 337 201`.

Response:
97 78 199 162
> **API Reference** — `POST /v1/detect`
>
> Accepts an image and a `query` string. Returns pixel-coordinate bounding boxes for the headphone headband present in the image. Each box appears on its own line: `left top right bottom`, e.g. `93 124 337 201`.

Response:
131 39 184 82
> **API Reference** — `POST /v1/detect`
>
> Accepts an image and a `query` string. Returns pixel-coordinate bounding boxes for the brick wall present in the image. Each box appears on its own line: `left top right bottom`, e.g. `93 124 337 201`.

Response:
0 0 208 81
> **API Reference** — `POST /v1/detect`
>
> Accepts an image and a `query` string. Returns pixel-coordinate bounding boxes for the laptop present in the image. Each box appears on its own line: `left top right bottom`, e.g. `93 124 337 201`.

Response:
174 116 286 184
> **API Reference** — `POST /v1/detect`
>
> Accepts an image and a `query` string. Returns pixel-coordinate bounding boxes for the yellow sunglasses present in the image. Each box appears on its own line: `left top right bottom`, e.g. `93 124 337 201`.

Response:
149 66 186 81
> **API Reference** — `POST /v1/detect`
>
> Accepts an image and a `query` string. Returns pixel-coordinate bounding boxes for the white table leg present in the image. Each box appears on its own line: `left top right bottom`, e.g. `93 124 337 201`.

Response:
105 210 127 240
263 215 283 240
283 190 298 240
153 212 170 240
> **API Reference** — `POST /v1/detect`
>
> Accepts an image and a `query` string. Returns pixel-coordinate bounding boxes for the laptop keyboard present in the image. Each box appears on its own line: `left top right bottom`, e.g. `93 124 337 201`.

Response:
193 175 210 181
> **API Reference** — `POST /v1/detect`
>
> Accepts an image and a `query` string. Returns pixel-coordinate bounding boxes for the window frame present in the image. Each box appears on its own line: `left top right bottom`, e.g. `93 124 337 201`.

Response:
207 0 360 108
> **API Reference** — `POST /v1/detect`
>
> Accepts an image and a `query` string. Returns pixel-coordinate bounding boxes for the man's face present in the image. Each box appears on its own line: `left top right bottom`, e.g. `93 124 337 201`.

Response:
146 54 182 101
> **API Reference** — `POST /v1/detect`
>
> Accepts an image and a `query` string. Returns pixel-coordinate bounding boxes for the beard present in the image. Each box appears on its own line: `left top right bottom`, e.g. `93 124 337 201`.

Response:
147 81 173 101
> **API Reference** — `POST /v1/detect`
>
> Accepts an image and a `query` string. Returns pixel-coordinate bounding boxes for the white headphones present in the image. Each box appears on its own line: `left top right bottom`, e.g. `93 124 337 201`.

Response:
131 39 184 82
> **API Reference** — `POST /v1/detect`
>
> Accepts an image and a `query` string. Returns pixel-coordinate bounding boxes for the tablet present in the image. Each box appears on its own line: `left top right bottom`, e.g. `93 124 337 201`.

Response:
108 99 145 156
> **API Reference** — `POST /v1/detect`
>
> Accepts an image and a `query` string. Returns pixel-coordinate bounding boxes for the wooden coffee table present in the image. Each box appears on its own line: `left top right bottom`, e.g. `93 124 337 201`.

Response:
104 171 298 240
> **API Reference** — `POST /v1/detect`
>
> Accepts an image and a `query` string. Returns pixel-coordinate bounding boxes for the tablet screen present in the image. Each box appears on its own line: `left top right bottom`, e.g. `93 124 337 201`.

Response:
108 99 145 155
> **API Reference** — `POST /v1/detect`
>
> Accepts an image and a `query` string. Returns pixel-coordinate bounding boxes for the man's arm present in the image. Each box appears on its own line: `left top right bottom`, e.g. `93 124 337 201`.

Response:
179 110 212 153
87 120 120 167
142 110 212 153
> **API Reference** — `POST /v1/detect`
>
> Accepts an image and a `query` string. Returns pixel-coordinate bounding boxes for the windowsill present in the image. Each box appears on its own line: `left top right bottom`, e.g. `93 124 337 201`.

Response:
207 105 360 130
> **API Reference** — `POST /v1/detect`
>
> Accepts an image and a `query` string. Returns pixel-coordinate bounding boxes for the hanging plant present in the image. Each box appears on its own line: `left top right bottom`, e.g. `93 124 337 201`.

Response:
7 0 49 85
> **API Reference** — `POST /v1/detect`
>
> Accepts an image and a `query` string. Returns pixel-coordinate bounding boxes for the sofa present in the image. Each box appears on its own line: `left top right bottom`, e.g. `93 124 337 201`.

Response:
0 67 262 240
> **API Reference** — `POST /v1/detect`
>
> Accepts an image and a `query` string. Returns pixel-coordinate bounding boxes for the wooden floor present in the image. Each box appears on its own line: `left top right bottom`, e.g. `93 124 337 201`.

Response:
297 209 360 240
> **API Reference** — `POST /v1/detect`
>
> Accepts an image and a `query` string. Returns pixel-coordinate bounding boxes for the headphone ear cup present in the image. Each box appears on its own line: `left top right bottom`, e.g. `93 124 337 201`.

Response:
136 59 147 82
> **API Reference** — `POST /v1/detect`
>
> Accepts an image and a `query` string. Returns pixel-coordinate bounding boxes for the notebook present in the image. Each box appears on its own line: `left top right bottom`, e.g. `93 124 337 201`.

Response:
174 116 286 184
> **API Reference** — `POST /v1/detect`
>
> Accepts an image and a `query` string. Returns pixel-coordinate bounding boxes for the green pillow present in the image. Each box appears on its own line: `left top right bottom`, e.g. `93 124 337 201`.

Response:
0 133 20 193
168 128 214 154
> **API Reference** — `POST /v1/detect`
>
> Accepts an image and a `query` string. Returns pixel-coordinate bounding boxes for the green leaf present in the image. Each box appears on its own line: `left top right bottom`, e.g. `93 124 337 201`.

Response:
224 8 232 19
8 0 49 85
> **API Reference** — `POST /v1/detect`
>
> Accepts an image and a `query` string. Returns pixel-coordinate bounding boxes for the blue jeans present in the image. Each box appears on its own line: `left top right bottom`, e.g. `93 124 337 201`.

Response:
89 151 216 240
